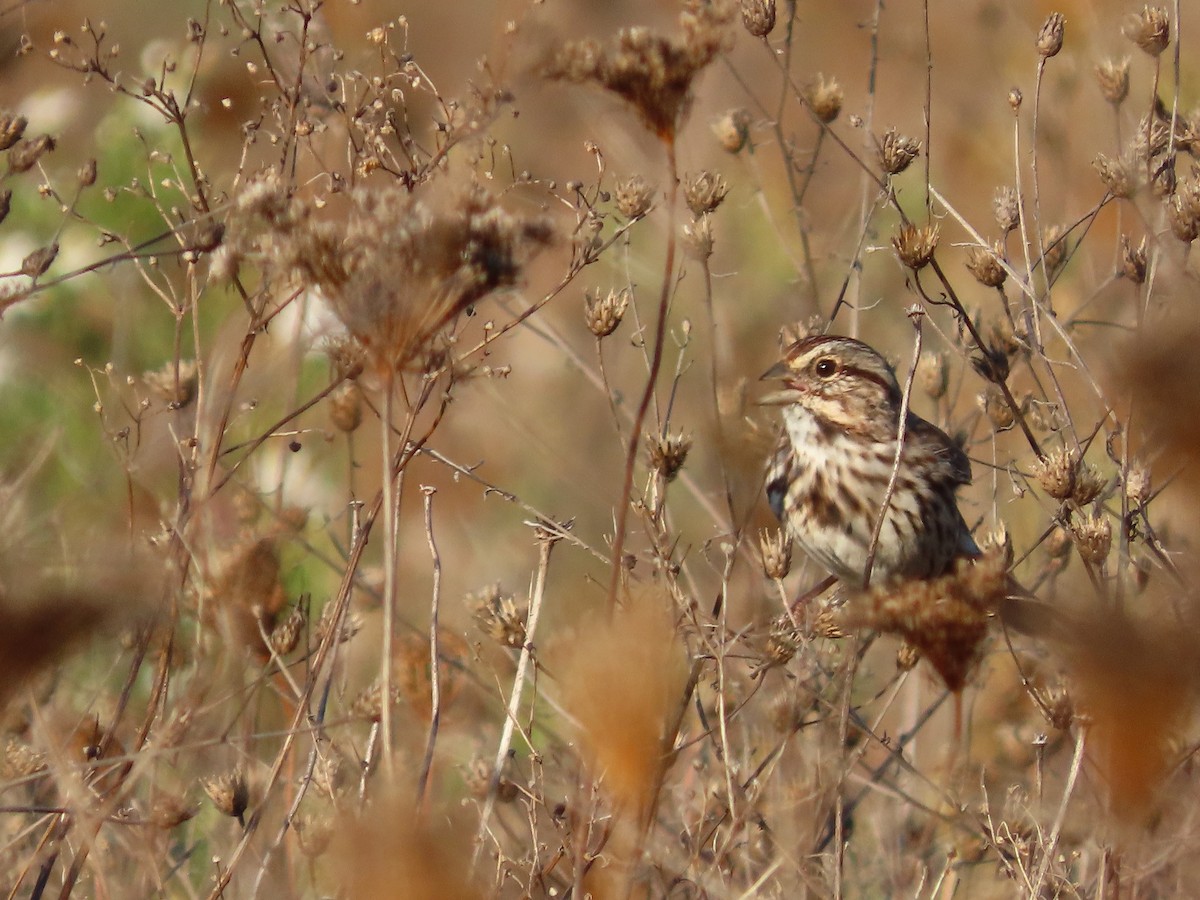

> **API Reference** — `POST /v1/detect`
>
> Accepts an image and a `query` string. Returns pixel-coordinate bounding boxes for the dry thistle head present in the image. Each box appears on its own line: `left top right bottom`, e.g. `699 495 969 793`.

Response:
683 170 728 216
994 186 1021 233
0 111 27 152
614 175 655 219
1095 58 1130 105
328 381 363 433
764 615 801 668
740 0 775 37
645 431 692 481
584 287 631 338
1034 448 1104 504
1036 12 1065 59
144 359 198 409
1072 513 1112 566
759 528 792 579
1124 6 1170 57
805 73 843 124
543 2 735 139
966 243 1006 287
1120 234 1148 283
1093 153 1138 199
202 768 250 824
892 222 939 270
877 127 921 175
711 107 752 152
470 583 527 648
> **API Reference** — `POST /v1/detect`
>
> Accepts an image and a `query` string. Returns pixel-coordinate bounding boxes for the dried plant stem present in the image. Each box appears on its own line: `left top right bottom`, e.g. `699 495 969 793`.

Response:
606 137 679 612
1031 726 1086 897
380 369 398 774
472 529 555 868
415 486 442 810
862 314 923 586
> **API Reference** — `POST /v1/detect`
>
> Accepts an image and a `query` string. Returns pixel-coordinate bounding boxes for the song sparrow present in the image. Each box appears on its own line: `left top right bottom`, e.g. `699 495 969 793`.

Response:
762 334 979 588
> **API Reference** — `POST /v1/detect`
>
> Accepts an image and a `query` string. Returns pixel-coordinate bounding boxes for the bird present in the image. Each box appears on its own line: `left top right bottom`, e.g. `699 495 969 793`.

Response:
760 333 979 589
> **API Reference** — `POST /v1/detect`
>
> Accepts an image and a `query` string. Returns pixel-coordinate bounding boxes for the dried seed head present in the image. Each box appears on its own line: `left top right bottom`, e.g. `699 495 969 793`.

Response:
645 431 692 481
682 214 714 259
813 608 847 639
978 386 1014 430
1124 6 1170 57
202 769 250 823
328 381 363 432
614 175 655 219
896 640 921 672
966 243 1007 287
1072 513 1112 566
1036 13 1065 59
144 359 199 409
764 616 801 667
1125 463 1151 507
1008 87 1023 112
759 528 792 579
1043 224 1068 278
1094 58 1130 105
919 351 948 399
543 3 735 139
805 73 843 124
740 0 775 37
20 242 57 278
1117 234 1146 283
470 584 527 648
1093 153 1137 199
877 127 921 175
6 134 54 174
711 108 752 152
1046 525 1073 559
1168 197 1199 243
0 112 27 151
1034 448 1103 504
323 334 367 381
269 605 306 656
892 222 939 270
77 158 97 188
149 794 197 830
295 812 334 858
684 170 728 216
994 186 1021 233
584 287 630 338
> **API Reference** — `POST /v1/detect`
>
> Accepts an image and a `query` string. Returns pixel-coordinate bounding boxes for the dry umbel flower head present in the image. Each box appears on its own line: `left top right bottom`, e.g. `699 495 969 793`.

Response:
242 177 553 375
543 0 735 140
843 545 1011 691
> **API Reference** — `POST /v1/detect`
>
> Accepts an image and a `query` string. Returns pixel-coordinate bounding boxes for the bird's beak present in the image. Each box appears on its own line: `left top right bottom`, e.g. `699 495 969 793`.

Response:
758 360 798 406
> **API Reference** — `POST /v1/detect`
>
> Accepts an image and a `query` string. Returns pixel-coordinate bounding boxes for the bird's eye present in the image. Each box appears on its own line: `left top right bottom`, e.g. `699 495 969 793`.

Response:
814 357 838 378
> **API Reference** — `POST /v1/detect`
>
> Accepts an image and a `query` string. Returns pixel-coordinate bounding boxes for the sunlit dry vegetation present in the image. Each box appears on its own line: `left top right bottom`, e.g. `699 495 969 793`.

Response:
0 0 1197 896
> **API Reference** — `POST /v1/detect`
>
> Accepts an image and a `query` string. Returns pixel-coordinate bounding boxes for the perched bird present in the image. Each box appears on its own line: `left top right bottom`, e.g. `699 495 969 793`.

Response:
761 333 979 588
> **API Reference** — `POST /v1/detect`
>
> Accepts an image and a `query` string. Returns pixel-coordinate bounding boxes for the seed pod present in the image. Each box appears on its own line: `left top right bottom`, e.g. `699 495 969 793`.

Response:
892 223 939 270
877 128 920 175
1124 6 1170 57
614 175 655 219
711 108 752 153
1036 13 1065 59
1094 58 1130 105
683 171 728 217
966 243 1006 287
805 74 843 124
740 0 775 37
759 528 792 580
583 287 630 338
